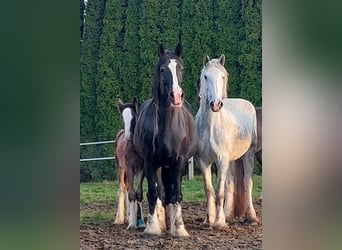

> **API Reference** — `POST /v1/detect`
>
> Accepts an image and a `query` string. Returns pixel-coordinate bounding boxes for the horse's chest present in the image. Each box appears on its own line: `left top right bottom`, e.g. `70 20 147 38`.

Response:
155 116 188 159
198 123 229 157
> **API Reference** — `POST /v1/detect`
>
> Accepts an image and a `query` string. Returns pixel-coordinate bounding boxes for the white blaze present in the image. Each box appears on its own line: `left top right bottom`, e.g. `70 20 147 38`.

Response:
168 59 182 96
122 108 133 139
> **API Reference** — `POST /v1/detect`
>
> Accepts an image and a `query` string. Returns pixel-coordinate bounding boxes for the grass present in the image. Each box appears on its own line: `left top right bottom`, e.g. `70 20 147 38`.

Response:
80 175 262 225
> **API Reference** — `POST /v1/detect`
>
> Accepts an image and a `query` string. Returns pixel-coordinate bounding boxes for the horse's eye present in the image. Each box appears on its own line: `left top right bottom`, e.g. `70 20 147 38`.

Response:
204 75 207 80
160 67 165 73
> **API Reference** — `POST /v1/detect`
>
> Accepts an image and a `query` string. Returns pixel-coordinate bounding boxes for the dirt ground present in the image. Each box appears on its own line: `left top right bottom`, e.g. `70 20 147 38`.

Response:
80 200 262 250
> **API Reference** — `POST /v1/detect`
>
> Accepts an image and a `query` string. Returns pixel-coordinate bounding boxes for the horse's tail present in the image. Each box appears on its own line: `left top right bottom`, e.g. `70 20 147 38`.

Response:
233 158 247 218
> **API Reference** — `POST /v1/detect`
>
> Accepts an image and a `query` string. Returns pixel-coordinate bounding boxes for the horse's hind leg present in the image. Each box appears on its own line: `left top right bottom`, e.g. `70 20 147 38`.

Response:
114 166 126 224
126 166 138 229
242 149 260 225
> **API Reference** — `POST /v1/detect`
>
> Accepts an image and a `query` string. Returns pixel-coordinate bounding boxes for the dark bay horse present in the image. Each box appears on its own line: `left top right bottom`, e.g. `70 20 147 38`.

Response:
196 55 259 228
255 107 262 165
114 97 145 229
133 43 199 237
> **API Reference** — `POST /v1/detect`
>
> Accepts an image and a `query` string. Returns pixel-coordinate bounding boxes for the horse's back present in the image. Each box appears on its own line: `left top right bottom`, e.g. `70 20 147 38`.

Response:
223 98 256 117
223 98 257 144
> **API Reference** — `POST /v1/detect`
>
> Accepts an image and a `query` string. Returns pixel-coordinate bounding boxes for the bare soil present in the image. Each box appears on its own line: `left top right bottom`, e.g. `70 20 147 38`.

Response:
80 200 262 249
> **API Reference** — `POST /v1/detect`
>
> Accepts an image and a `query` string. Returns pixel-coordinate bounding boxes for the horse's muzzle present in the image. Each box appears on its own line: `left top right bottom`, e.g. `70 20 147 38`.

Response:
170 90 184 107
210 101 223 112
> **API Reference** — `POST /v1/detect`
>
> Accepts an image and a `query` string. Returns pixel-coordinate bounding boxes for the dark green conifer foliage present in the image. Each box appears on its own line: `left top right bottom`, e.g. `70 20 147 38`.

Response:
80 0 262 180
181 0 214 112
80 0 107 180
92 0 127 180
121 0 142 102
157 0 180 47
215 0 244 98
80 0 85 41
138 0 160 103
238 0 262 106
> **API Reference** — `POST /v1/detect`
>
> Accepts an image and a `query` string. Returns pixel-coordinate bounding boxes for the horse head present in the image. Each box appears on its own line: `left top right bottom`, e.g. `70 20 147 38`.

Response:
200 54 229 112
117 97 138 140
152 43 184 108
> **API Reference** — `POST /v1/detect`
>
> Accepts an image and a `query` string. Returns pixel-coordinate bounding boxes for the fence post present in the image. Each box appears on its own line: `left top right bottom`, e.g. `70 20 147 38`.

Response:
188 157 194 180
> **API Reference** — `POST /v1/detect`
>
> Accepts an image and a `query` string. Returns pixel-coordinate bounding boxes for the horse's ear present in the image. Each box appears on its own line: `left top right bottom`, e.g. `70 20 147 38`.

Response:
203 55 210 66
158 44 165 57
219 54 225 66
175 43 182 57
117 99 124 113
132 97 138 112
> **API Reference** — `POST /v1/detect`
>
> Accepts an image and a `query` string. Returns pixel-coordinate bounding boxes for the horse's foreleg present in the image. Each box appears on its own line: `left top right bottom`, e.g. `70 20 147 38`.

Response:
144 163 162 235
154 167 166 232
114 166 126 224
242 150 260 225
200 159 216 226
214 157 229 228
135 168 145 228
166 160 189 237
224 162 235 222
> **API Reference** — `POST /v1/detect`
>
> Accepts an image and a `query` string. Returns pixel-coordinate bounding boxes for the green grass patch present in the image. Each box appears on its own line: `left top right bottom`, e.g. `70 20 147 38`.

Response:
80 175 262 204
80 175 261 225
252 175 262 200
80 210 113 225
80 181 117 205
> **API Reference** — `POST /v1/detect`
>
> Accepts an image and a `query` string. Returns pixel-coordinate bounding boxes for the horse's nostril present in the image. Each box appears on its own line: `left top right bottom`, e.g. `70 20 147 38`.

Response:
181 92 184 98
170 92 174 98
219 101 223 107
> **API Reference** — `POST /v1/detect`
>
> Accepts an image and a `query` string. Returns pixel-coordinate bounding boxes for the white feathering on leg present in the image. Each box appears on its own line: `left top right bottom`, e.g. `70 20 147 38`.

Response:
167 203 189 237
156 198 166 232
144 207 162 235
127 200 138 229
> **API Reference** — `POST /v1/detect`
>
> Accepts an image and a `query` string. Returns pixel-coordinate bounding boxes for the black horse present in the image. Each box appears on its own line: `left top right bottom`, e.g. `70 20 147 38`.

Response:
133 43 198 237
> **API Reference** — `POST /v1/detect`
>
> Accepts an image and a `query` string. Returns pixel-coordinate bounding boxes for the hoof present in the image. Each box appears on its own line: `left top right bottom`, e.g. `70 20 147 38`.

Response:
225 215 235 223
213 222 228 230
245 217 260 226
144 225 162 235
114 219 125 225
171 227 190 237
126 223 136 230
202 214 215 227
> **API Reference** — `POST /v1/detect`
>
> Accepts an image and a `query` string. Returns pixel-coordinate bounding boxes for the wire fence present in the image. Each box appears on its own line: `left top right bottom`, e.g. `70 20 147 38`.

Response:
80 140 194 180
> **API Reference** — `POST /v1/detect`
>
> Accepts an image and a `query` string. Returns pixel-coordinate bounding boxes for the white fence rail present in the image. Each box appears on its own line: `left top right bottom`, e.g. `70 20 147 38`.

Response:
80 140 116 162
80 140 194 180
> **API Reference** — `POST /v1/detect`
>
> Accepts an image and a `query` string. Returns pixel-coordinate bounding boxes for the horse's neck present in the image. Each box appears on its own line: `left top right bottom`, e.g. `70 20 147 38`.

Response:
199 103 229 126
157 105 171 125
